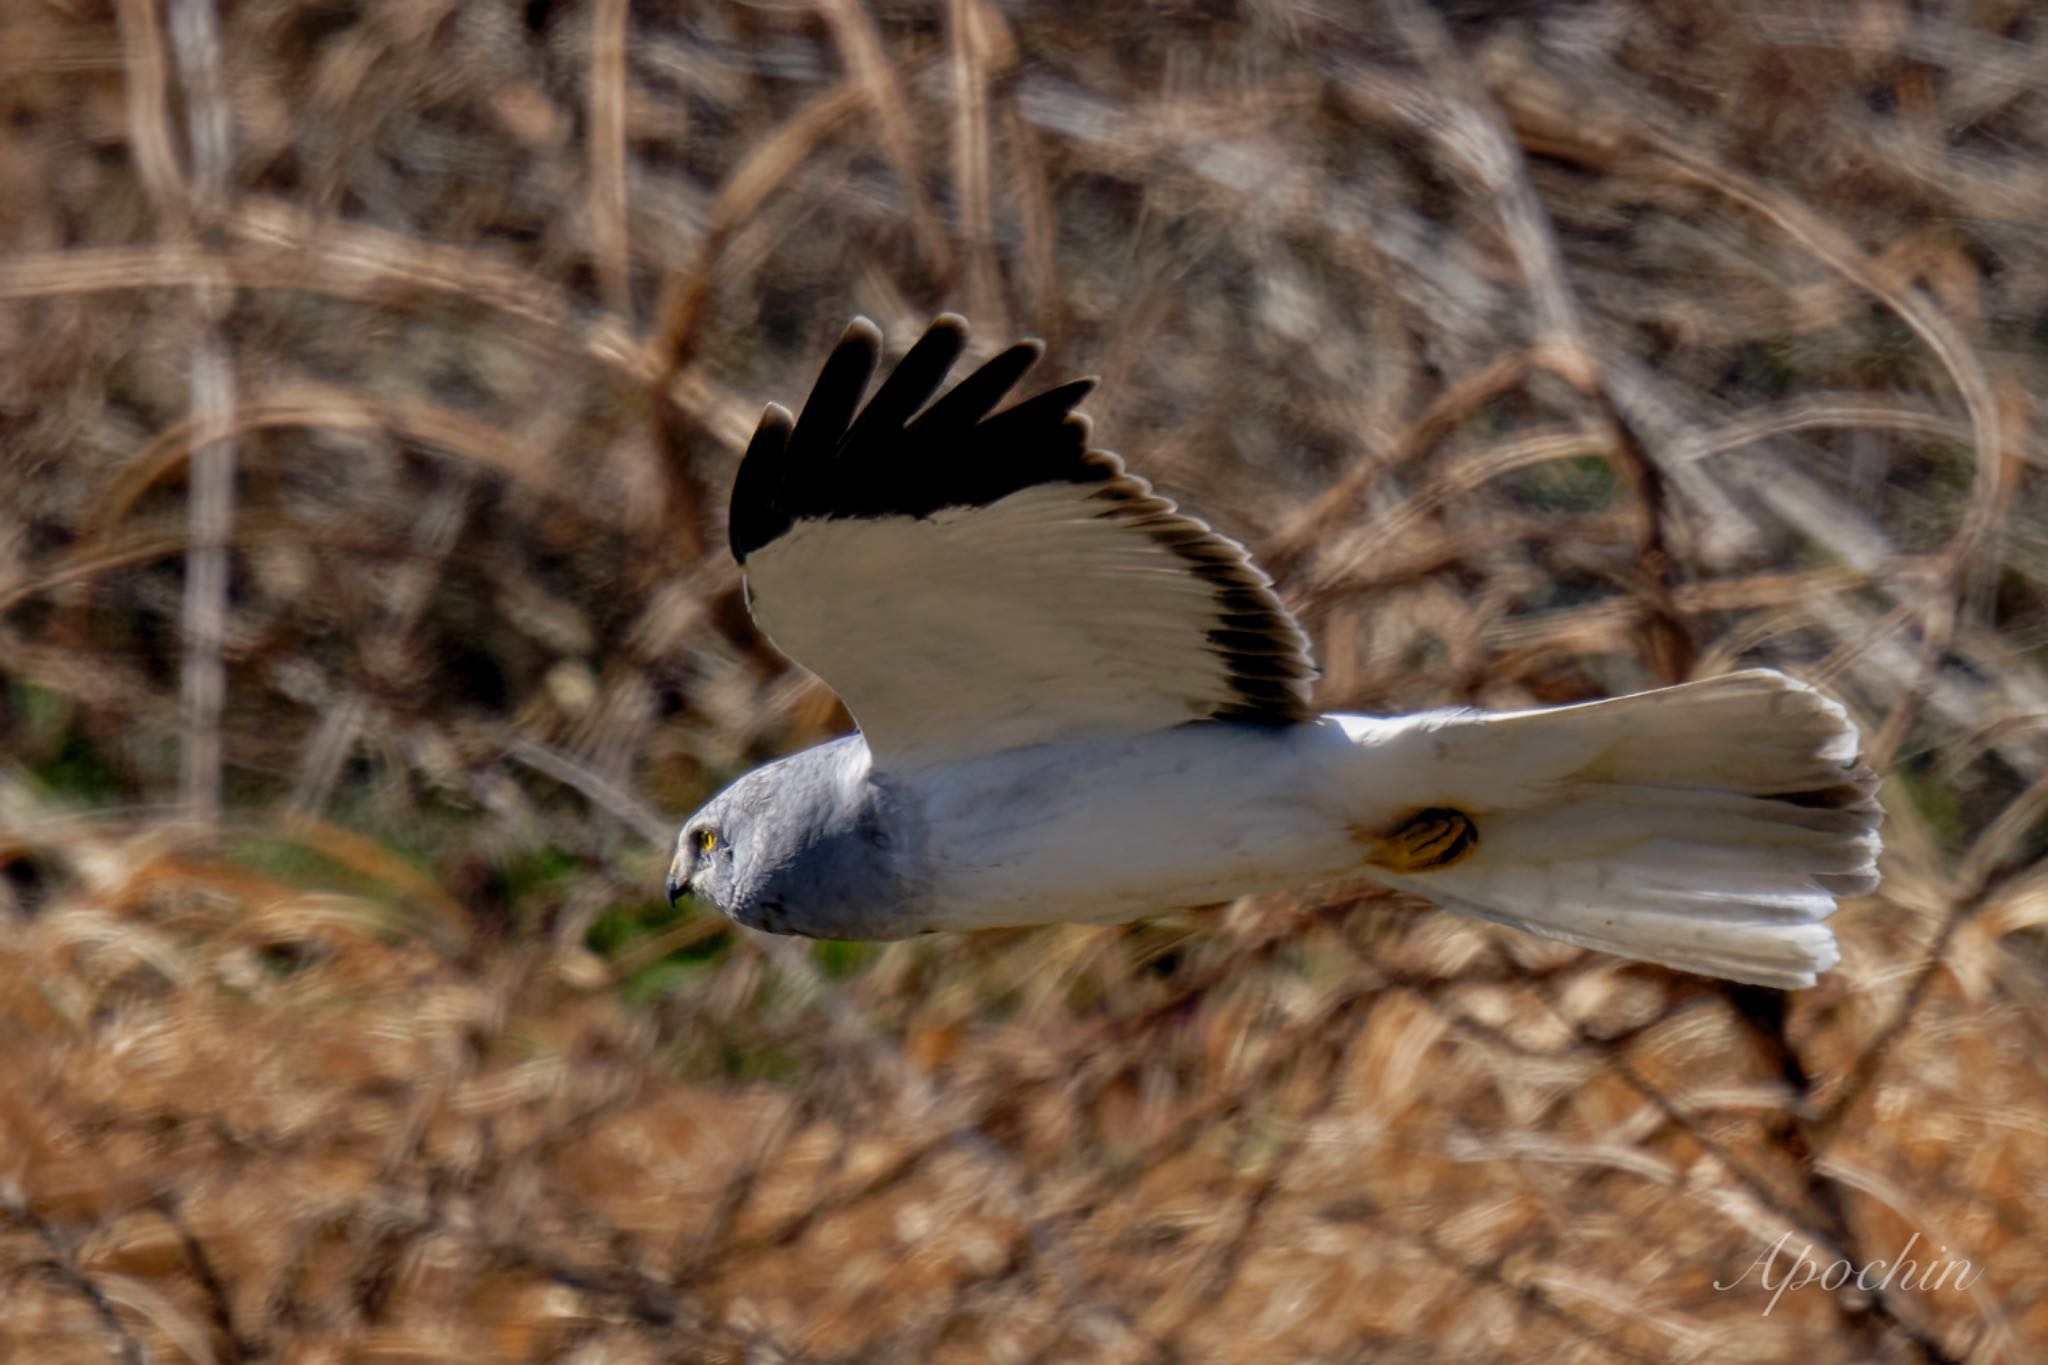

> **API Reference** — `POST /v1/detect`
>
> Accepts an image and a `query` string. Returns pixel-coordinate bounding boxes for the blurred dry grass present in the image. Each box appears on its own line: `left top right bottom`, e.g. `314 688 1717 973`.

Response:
3 0 2047 1360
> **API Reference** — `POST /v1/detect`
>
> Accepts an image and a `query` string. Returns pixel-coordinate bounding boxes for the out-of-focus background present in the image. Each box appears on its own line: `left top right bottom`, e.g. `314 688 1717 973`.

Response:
2 1 2045 1359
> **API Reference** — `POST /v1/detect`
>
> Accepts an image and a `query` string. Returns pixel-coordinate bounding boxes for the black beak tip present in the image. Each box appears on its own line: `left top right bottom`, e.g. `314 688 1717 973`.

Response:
665 868 686 907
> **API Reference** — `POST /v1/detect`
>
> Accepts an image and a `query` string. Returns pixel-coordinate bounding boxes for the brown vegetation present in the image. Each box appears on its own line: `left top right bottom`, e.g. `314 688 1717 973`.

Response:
3 0 2046 1359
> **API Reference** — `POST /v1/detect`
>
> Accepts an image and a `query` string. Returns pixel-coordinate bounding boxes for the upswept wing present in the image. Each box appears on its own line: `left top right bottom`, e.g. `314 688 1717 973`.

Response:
729 315 1316 769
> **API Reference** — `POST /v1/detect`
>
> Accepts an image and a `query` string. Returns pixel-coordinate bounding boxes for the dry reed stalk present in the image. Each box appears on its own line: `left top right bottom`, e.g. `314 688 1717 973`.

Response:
585 0 633 323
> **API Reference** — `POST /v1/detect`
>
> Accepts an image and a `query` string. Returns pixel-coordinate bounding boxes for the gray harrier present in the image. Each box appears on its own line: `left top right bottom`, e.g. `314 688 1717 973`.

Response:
667 316 1880 988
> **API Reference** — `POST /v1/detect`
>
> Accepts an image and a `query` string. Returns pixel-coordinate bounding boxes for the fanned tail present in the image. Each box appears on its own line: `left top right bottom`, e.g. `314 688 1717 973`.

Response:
1368 670 1881 988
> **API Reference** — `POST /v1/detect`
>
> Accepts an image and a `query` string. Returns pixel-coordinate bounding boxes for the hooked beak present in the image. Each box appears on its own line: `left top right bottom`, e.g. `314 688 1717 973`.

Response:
665 854 687 907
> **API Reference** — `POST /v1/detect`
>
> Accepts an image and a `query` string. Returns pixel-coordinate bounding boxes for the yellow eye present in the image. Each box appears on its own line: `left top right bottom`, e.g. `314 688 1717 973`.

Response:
697 828 717 854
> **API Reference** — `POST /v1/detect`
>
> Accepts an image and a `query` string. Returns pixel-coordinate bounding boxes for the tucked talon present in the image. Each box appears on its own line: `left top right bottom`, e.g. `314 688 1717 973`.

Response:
1367 806 1479 873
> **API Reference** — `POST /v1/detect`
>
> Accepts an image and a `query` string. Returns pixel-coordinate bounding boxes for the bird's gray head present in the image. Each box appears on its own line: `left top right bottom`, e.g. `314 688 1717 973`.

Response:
666 737 917 938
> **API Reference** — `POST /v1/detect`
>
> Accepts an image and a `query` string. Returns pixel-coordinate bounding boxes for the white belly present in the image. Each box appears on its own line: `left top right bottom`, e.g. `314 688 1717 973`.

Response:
909 715 1427 929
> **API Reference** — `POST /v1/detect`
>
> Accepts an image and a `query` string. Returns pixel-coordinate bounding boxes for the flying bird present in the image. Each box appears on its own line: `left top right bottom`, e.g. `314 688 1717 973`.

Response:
669 316 1880 988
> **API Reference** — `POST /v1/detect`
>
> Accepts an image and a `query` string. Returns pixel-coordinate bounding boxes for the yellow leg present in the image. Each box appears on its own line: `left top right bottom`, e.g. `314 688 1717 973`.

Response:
1365 806 1479 873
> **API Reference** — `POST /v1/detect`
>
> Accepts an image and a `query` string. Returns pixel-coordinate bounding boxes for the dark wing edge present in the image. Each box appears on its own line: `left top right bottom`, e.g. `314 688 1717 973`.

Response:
729 314 1318 727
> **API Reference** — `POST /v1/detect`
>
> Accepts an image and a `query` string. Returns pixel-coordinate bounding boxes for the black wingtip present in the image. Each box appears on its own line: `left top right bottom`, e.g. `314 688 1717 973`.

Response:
908 338 1047 437
1007 376 1096 417
731 314 1107 561
728 403 798 562
846 317 973 446
786 321 883 463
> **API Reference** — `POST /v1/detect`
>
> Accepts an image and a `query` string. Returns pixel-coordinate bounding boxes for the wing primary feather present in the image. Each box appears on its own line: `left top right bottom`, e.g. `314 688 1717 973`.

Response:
844 313 969 449
727 402 796 562
785 317 883 463
906 339 1049 437
975 379 1097 443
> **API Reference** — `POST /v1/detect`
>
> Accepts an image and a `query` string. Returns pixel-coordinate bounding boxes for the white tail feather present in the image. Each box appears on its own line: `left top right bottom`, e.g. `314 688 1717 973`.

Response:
1375 670 1881 988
